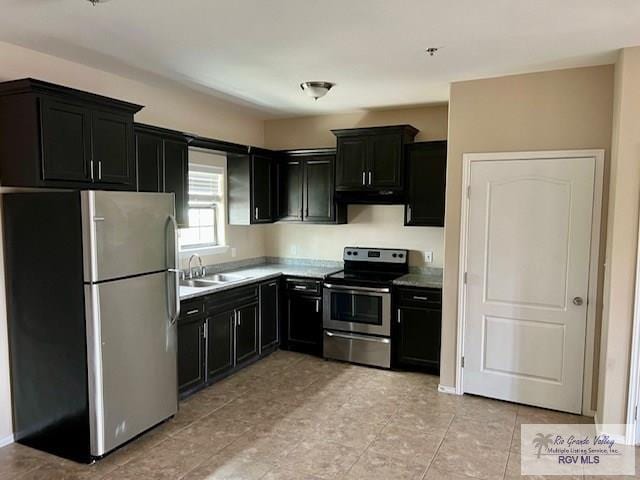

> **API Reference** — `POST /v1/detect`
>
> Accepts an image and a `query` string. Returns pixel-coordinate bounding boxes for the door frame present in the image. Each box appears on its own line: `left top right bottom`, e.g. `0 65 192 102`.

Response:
625 210 640 445
455 149 605 416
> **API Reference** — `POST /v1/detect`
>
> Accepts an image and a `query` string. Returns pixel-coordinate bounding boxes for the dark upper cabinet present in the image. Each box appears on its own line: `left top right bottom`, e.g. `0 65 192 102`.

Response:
405 141 447 227
278 159 303 221
178 316 206 395
40 98 92 182
235 302 259 364
227 151 276 225
369 133 403 188
393 287 442 374
134 124 189 226
92 110 135 186
332 125 418 199
260 280 279 351
277 150 347 224
0 78 142 190
251 154 274 223
164 139 189 227
335 137 367 189
207 310 234 379
135 131 163 193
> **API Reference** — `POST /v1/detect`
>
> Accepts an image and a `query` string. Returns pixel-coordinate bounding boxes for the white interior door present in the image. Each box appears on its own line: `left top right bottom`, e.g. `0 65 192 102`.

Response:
463 156 595 414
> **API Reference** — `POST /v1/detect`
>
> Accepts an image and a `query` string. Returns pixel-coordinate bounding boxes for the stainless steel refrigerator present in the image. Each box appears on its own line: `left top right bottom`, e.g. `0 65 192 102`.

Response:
3 190 179 463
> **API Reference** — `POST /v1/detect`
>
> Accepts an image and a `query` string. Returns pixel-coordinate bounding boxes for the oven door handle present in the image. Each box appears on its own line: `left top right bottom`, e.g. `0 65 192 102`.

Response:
323 283 390 294
324 330 391 344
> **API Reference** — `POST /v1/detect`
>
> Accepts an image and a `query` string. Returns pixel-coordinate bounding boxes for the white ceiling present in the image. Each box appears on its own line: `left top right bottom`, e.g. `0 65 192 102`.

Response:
1 0 640 117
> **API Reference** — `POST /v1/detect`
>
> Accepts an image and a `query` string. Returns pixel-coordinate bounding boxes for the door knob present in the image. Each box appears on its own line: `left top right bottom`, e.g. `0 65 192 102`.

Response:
572 297 584 306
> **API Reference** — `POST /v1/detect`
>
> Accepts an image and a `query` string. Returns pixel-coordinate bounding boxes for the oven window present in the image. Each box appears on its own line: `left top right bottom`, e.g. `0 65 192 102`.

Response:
330 292 382 325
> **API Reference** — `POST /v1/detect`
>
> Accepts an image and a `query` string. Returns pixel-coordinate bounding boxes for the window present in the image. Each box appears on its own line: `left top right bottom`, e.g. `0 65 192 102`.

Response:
179 162 224 250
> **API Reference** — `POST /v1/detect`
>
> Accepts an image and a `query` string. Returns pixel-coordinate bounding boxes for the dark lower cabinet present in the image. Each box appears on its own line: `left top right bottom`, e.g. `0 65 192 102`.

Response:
207 310 234 378
236 303 259 363
260 280 279 351
394 287 442 373
284 279 323 356
177 316 206 394
405 141 447 227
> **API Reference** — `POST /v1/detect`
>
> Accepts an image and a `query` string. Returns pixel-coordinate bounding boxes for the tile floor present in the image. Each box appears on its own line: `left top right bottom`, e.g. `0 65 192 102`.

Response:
0 350 637 479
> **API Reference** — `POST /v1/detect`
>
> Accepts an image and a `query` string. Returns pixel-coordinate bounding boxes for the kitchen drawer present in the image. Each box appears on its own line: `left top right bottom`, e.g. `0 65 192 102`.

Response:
180 299 205 321
206 284 259 313
285 277 321 295
396 287 441 307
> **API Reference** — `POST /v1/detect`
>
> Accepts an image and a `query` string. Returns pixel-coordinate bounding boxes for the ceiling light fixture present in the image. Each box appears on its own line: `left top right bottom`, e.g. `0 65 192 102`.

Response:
425 47 439 56
300 81 335 101
86 0 111 5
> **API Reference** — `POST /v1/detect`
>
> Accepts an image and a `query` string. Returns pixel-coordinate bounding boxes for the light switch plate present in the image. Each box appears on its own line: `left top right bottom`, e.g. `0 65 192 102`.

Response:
425 251 433 263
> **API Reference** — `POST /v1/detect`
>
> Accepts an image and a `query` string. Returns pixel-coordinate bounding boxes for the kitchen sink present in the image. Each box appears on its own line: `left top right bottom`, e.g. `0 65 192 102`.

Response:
204 273 248 282
180 273 251 288
180 279 220 288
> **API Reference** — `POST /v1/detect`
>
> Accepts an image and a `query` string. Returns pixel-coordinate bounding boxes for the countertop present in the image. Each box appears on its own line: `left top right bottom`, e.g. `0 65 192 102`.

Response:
393 272 443 289
180 263 343 300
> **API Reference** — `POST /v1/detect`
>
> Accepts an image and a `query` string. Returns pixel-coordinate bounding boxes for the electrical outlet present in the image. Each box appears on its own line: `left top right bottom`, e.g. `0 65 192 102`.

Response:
425 251 433 263
231 248 237 258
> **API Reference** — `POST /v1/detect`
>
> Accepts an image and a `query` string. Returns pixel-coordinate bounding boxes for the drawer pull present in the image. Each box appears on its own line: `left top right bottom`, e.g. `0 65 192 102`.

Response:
186 309 199 315
413 296 428 301
294 285 307 290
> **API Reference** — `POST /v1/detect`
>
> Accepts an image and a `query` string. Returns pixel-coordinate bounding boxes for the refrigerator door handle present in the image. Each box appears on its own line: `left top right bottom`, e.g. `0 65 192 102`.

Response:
167 215 180 324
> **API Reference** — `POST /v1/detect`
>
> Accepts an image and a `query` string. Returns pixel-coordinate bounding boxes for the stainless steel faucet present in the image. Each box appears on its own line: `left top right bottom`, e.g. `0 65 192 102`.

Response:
187 253 205 279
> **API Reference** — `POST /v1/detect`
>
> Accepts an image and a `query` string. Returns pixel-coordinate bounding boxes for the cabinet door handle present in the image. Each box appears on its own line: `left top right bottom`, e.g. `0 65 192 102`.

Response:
268 282 277 287
90 160 95 181
407 204 412 222
237 311 241 326
362 171 366 185
294 285 307 290
315 299 320 313
203 321 208 339
255 207 259 220
186 309 199 315
397 309 401 324
368 171 372 185
413 296 428 301
98 160 102 180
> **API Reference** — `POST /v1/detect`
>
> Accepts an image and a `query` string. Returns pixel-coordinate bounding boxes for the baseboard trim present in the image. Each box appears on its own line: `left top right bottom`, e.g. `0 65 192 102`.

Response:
0 433 14 448
593 413 629 445
438 384 458 395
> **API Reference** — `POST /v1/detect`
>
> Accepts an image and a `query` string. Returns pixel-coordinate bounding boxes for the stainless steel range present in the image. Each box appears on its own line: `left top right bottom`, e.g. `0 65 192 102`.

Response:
323 247 408 368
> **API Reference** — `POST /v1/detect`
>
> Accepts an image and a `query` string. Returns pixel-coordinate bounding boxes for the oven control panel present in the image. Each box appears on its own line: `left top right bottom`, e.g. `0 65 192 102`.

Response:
343 247 408 264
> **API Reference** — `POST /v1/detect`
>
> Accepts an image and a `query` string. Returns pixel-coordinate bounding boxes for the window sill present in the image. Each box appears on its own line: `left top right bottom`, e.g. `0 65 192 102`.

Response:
179 245 230 258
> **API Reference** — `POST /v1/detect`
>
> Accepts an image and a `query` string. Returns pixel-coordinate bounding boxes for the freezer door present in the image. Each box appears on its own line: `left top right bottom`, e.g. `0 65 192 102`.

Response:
81 191 177 282
85 272 178 457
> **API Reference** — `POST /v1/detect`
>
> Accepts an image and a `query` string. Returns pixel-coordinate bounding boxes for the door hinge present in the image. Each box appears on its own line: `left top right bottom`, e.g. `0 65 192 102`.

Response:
463 272 468 284
461 356 465 368
635 405 638 421
467 185 470 199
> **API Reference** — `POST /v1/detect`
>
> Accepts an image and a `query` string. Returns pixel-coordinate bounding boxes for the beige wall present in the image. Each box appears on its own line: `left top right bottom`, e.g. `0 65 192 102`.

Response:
597 47 640 429
442 65 615 393
0 42 267 443
264 105 449 268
